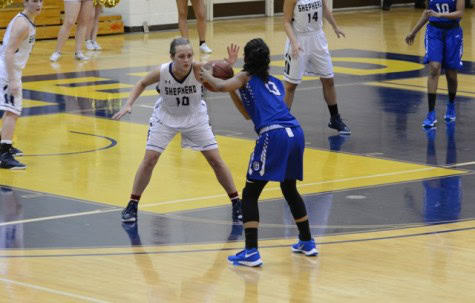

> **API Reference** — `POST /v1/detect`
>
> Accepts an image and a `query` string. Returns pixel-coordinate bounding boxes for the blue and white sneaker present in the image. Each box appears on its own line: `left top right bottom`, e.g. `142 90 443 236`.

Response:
228 248 263 267
444 103 456 121
422 111 437 128
291 239 318 256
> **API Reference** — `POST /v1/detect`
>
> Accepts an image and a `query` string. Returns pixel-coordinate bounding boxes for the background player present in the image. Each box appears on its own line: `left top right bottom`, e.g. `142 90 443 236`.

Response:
113 38 241 223
283 0 350 135
0 0 43 169
406 0 465 128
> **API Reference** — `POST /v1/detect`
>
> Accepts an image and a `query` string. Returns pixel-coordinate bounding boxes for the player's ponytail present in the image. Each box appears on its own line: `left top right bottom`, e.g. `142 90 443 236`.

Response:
243 38 270 81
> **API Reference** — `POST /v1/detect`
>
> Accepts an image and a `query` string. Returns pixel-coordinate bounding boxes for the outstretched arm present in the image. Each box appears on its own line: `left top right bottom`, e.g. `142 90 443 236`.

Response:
200 69 249 92
112 66 161 119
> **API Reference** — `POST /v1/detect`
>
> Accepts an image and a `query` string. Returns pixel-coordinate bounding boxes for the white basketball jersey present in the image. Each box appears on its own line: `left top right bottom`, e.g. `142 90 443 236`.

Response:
0 13 36 78
151 62 207 128
292 0 323 34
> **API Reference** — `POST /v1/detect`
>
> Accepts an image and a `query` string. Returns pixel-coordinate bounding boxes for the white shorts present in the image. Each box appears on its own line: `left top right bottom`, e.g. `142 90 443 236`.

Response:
146 118 218 153
0 78 23 115
284 31 334 84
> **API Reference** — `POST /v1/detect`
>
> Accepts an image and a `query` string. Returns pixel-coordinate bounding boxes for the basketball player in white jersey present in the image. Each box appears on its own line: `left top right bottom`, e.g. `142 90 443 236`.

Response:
0 0 43 169
283 0 351 135
113 38 242 222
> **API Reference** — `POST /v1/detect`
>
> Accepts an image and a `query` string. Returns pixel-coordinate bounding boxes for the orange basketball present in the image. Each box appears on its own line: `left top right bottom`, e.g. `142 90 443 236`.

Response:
203 60 234 92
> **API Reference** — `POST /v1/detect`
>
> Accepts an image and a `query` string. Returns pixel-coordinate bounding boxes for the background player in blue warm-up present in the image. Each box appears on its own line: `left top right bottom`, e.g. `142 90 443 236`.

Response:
406 0 465 128
201 38 317 267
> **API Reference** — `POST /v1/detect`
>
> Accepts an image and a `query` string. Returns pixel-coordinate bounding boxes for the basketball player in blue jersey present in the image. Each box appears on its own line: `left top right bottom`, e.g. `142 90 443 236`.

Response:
201 38 317 267
406 0 465 128
113 38 242 223
0 0 43 169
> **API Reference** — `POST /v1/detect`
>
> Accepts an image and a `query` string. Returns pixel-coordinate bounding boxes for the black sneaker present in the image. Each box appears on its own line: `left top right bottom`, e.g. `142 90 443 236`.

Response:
0 151 26 170
10 146 23 157
232 199 243 221
121 200 138 223
328 114 351 135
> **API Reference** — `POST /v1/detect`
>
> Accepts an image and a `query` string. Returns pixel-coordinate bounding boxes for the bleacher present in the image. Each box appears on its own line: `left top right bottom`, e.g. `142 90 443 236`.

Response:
0 0 123 40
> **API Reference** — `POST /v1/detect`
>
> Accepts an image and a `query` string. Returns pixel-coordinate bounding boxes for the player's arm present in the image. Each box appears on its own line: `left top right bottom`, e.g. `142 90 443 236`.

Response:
194 43 240 71
322 0 345 38
283 0 302 59
405 10 430 45
200 69 248 92
426 0 464 19
229 91 250 120
112 66 161 120
4 18 29 97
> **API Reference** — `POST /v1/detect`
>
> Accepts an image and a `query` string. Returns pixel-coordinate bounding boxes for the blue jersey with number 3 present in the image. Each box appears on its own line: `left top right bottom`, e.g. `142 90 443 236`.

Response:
239 75 300 134
429 0 459 23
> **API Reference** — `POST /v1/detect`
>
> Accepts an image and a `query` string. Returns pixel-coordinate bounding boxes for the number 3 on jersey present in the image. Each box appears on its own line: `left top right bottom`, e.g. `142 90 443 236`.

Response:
307 12 318 23
176 96 190 107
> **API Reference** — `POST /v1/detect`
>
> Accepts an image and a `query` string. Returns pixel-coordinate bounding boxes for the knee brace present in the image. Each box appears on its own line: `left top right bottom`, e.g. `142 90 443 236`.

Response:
241 179 267 223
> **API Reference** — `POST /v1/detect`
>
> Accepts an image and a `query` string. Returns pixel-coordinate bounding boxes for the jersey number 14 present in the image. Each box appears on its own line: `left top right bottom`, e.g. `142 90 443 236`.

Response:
307 12 318 23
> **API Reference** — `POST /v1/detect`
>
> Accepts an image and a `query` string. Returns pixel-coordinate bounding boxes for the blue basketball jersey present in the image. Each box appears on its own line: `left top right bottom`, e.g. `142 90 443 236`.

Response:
239 75 300 134
428 0 459 24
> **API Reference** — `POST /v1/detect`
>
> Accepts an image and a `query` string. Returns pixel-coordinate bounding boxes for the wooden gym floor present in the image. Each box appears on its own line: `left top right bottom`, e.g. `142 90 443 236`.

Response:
0 7 474 302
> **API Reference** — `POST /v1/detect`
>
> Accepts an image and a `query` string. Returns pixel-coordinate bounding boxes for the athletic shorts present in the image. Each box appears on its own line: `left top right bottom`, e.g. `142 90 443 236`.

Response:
284 30 334 84
247 126 305 182
146 117 217 152
0 78 23 115
424 24 463 70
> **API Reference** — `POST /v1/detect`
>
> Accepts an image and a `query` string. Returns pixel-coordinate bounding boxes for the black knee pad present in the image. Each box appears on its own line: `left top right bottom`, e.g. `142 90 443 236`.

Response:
281 180 307 220
241 180 267 223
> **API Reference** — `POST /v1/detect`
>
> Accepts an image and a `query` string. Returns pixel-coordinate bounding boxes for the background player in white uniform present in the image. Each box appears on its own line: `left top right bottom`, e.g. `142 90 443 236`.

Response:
113 38 242 223
283 0 351 135
0 0 43 169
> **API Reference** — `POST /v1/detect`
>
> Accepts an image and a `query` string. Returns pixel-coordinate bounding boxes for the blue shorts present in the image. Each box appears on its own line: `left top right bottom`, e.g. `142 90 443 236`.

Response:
424 24 463 70
247 126 304 182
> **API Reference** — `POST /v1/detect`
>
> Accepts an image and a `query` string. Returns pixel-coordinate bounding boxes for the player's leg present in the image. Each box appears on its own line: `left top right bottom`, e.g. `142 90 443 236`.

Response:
283 38 305 109
228 178 267 267
201 148 242 220
281 125 317 255
281 180 318 256
191 0 212 53
320 77 350 135
443 26 463 121
122 121 176 223
182 121 242 219
310 31 350 134
0 80 25 169
50 1 82 61
176 0 189 39
444 69 458 121
74 0 94 60
423 25 443 128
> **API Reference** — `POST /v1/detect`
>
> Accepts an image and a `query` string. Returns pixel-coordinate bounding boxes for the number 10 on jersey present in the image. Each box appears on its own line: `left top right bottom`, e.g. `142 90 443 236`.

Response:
176 96 190 106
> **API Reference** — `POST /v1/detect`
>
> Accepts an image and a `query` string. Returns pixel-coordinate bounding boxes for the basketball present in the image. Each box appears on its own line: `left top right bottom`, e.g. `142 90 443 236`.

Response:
203 60 234 92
